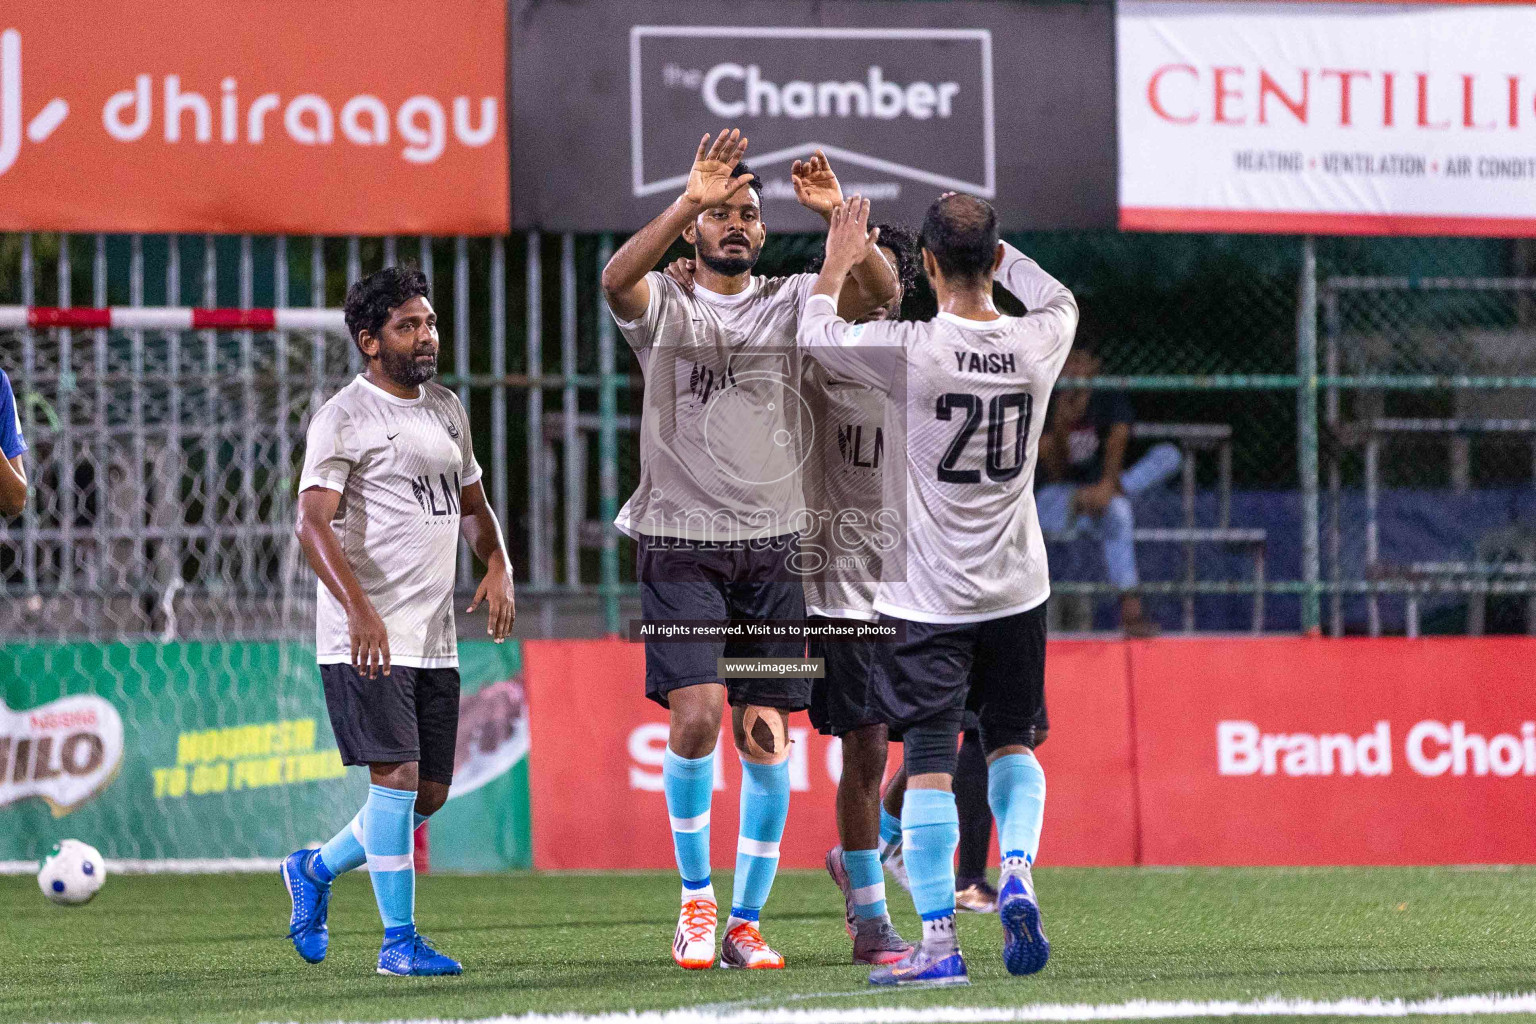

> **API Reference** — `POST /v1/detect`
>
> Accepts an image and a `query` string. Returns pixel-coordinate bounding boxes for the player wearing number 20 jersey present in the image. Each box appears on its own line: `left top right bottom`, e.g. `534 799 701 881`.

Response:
798 193 1075 988
799 239 1076 624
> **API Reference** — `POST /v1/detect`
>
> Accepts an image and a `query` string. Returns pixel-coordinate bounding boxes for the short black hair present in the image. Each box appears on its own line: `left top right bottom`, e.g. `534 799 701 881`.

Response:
806 223 921 297
733 160 764 201
344 264 431 354
919 193 999 283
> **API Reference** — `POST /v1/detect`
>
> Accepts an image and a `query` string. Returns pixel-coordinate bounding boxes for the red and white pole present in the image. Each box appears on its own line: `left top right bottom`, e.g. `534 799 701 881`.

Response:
0 306 347 333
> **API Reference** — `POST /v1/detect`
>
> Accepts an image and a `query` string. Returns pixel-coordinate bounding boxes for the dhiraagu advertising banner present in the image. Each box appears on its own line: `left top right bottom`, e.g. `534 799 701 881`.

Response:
0 640 529 871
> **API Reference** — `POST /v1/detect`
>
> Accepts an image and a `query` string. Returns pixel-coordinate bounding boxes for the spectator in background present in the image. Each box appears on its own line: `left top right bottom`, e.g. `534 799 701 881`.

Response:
0 367 27 518
1037 342 1180 638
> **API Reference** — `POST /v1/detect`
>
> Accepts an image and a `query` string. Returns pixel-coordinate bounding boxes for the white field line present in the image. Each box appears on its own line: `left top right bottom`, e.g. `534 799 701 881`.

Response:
0 857 281 875
202 991 1536 1024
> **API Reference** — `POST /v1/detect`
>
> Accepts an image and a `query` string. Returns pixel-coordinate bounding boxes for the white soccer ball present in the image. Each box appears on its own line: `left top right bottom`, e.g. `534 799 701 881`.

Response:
37 839 106 906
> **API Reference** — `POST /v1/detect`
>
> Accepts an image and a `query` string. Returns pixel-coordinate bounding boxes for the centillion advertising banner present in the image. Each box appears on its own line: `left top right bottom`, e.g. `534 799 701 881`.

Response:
1118 2 1536 236
0 1 508 234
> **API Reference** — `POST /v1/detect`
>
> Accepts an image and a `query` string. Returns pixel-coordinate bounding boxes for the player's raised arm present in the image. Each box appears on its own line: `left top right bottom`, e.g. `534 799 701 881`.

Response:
460 480 516 642
812 195 880 306
799 197 903 393
294 485 390 680
792 151 899 319
601 129 755 322
995 240 1079 341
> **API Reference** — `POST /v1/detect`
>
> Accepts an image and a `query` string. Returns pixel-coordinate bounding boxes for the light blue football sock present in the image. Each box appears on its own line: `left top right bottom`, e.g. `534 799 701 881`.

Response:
316 808 430 882
662 748 714 890
731 757 789 920
987 751 1047 865
902 787 959 921
880 805 902 846
843 848 888 921
316 808 366 881
362 784 416 931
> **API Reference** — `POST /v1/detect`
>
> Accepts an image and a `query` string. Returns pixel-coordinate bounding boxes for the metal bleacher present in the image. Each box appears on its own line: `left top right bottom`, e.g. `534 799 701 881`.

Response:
1332 417 1536 637
1045 422 1269 634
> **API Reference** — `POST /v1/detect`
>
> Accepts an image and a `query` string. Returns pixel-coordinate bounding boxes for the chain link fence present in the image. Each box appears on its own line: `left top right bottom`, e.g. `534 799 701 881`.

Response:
3 230 1535 641
1320 243 1536 638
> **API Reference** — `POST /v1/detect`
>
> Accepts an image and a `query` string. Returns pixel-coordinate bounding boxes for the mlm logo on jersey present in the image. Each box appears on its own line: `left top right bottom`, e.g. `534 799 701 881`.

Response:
836 423 882 470
1 694 124 817
0 30 69 177
411 472 462 518
630 26 995 200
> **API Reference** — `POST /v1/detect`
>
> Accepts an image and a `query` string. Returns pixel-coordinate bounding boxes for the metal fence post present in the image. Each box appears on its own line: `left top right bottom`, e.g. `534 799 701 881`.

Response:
490 237 509 550
19 235 36 595
129 234 146 614
526 231 545 590
454 235 472 590
57 234 75 591
1297 236 1321 634
596 234 621 636
561 234 579 589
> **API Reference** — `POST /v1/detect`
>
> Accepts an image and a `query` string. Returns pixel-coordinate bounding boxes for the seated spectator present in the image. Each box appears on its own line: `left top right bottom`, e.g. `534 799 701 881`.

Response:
1037 343 1180 637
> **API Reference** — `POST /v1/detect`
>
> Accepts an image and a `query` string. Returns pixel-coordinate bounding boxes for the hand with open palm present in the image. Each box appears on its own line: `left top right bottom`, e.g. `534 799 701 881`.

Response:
791 149 845 219
684 129 755 209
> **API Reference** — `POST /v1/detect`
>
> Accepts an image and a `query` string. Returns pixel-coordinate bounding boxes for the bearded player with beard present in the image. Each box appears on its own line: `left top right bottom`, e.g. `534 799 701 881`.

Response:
601 130 898 971
281 265 515 978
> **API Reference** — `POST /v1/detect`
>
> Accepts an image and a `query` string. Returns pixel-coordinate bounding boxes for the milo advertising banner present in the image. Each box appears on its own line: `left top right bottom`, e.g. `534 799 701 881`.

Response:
0 640 529 871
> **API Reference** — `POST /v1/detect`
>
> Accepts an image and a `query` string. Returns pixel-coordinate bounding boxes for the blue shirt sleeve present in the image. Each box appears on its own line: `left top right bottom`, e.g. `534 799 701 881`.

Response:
0 368 26 459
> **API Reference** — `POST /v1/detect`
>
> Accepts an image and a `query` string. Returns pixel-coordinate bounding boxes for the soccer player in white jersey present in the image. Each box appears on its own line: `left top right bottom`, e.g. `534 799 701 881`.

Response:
665 228 921 967
600 129 898 971
281 266 515 977
799 195 1078 987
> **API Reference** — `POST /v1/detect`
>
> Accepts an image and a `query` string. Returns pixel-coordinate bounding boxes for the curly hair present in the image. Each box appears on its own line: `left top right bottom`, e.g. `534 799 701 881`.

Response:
806 222 921 296
343 264 431 354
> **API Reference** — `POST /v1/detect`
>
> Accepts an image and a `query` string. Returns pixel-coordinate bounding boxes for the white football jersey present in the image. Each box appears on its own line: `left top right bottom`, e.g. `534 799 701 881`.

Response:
797 244 1078 623
799 357 889 621
299 375 481 667
612 271 817 543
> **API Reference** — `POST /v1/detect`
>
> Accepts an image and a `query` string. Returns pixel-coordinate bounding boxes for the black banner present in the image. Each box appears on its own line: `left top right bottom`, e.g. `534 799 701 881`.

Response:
511 0 1116 231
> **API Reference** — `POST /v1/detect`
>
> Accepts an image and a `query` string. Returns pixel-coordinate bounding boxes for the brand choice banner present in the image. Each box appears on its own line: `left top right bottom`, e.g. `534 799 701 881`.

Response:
0 1 507 234
1119 2 1536 235
1130 638 1536 865
522 638 1138 870
512 0 1115 231
525 636 1536 869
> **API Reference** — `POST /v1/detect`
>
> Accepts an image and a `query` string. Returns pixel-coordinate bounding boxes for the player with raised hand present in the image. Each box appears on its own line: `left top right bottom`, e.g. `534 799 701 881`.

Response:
282 265 515 977
664 226 924 967
799 195 1077 987
600 130 898 971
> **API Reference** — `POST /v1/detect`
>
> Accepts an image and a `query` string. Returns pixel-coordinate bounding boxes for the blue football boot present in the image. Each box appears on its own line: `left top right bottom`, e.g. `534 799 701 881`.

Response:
377 929 463 977
868 945 970 988
999 862 1050 976
280 849 330 964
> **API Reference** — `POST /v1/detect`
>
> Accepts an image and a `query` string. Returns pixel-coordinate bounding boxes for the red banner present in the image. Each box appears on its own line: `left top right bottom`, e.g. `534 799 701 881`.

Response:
522 638 1138 871
1130 637 1536 865
0 2 507 234
525 636 1536 868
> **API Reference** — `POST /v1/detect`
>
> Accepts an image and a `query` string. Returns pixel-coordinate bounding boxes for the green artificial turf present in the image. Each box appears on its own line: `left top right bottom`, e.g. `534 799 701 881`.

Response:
3 867 1534 1023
